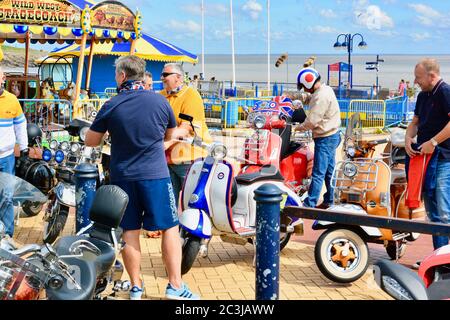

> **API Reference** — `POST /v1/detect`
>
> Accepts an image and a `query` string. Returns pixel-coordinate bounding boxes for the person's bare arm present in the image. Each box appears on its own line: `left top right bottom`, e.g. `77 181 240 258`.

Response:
420 121 450 155
405 116 420 158
85 129 106 147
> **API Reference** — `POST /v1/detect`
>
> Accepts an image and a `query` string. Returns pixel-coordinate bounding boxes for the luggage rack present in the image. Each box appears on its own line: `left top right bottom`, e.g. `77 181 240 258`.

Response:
332 158 379 200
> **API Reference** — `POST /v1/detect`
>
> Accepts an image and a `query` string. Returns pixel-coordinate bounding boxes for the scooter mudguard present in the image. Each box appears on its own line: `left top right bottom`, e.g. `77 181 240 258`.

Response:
55 182 76 207
312 204 383 237
419 245 450 288
179 209 212 239
181 160 204 211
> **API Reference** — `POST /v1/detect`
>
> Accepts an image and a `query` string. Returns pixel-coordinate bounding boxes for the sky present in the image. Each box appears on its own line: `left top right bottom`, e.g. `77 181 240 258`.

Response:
121 0 450 55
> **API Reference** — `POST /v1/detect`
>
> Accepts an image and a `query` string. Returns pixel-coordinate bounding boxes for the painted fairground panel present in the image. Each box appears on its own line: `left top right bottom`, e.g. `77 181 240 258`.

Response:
91 0 135 31
0 0 81 27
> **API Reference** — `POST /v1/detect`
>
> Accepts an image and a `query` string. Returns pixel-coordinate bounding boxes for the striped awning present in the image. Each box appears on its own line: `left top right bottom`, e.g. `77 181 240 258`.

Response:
47 33 198 64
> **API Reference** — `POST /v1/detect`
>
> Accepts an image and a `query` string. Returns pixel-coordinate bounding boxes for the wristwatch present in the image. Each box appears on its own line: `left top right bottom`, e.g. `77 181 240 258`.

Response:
431 138 439 147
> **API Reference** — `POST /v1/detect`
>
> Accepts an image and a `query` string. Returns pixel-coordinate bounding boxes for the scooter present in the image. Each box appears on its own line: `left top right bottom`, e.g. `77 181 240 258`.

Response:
0 172 130 300
14 123 55 218
178 111 305 275
42 119 105 244
240 98 313 196
313 113 424 283
374 245 450 300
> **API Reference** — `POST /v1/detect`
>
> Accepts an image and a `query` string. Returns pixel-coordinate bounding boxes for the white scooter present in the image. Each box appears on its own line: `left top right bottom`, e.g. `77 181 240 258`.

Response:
177 113 304 275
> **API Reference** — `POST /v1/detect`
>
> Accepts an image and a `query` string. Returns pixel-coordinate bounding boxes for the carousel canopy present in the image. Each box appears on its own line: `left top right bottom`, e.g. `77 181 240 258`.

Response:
47 33 198 64
0 0 141 43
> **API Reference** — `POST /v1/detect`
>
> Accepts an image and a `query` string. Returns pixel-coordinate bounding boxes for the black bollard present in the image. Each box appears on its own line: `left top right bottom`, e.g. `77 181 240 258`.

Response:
74 162 98 233
254 184 284 300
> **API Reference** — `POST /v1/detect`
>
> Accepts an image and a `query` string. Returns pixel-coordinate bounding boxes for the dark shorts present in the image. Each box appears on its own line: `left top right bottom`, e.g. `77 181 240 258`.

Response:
112 178 179 231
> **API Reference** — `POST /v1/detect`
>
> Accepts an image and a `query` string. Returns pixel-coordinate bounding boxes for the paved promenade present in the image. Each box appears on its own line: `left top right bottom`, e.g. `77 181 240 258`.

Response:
14 210 397 300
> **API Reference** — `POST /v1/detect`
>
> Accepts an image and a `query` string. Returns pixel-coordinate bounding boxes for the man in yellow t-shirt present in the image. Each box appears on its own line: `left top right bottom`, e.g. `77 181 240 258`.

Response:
160 63 212 205
0 65 28 237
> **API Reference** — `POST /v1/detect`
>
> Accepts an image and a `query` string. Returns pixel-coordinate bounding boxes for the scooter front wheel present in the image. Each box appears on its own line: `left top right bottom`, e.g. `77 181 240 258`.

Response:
180 230 202 275
386 241 407 260
314 228 369 283
43 200 69 244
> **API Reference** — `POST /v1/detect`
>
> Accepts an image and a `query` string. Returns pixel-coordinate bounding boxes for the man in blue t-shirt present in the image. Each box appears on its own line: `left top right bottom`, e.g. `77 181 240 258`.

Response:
406 59 450 256
85 55 199 300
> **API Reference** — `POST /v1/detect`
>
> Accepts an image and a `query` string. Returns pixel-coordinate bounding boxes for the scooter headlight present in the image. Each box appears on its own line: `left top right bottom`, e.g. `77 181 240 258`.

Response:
254 115 266 129
55 150 65 164
343 162 358 178
79 127 89 142
347 146 356 158
211 143 227 161
42 149 53 162
60 141 69 152
49 140 59 150
70 143 81 154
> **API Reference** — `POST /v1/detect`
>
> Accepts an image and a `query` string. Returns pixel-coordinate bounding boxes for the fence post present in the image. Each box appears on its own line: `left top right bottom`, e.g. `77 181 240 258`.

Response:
75 162 98 233
254 184 283 300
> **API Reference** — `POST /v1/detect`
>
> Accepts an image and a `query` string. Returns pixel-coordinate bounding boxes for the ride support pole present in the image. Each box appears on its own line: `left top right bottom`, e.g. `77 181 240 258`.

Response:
254 184 283 300
75 163 98 233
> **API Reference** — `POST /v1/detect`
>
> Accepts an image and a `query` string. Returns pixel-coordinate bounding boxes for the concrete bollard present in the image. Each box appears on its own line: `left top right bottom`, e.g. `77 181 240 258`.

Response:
254 184 283 300
75 162 98 233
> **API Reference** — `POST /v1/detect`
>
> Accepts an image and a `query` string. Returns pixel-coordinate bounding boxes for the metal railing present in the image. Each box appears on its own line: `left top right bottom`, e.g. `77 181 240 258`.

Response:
73 98 109 121
19 99 73 131
349 99 386 129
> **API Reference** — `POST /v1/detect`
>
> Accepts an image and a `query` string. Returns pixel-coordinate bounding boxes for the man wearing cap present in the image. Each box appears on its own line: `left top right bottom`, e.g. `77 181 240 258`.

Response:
293 67 341 209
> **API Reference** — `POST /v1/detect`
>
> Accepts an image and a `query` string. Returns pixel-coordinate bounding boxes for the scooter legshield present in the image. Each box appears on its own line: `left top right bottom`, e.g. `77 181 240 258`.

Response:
179 209 212 239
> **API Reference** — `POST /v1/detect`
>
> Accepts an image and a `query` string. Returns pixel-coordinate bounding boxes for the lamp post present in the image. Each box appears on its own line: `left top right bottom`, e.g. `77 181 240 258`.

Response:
333 33 367 88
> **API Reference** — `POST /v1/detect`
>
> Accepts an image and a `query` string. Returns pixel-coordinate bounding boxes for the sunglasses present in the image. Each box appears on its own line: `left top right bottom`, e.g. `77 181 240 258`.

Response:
161 72 180 78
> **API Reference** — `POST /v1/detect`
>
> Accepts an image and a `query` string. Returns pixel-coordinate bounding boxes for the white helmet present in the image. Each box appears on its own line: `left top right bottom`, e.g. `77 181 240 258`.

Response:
297 67 321 90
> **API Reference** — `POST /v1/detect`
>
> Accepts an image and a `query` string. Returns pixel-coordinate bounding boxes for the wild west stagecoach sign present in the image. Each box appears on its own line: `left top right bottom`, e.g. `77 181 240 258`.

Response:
0 0 81 27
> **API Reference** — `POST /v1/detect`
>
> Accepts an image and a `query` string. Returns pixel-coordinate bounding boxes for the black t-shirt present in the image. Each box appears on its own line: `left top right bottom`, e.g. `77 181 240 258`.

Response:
90 90 177 181
414 80 450 159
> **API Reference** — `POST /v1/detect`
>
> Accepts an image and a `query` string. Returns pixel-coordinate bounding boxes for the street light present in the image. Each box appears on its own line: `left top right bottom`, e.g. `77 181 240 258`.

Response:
333 33 367 88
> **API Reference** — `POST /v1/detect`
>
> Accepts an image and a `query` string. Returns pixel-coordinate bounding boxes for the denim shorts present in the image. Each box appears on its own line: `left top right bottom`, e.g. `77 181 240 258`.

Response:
112 178 179 231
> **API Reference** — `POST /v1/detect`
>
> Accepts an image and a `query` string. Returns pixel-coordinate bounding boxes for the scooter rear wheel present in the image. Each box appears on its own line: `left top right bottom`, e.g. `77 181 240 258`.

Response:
315 228 369 283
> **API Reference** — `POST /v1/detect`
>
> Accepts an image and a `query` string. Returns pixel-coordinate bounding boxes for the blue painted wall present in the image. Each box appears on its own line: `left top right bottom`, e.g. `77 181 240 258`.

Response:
72 56 165 94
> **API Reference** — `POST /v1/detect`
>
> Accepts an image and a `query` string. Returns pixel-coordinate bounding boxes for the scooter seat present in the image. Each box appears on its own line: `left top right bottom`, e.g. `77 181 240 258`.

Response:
236 165 284 185
54 235 116 278
46 256 96 300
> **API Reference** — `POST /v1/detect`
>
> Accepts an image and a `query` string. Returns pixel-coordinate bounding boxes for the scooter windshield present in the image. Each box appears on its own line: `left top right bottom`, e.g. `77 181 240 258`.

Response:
345 113 362 147
0 172 47 223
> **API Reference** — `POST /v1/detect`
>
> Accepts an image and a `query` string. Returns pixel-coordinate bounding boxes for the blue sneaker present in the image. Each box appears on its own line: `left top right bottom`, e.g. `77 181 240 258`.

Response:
129 282 144 300
165 282 200 300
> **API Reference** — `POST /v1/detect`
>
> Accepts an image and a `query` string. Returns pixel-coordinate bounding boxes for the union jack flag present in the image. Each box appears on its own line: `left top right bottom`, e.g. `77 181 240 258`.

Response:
272 96 294 118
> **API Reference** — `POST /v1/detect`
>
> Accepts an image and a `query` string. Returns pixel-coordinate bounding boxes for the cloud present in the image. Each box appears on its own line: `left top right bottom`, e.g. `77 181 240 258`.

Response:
354 4 394 30
242 0 263 20
308 25 338 34
166 20 201 34
182 3 228 16
408 3 450 28
320 9 337 18
410 32 431 42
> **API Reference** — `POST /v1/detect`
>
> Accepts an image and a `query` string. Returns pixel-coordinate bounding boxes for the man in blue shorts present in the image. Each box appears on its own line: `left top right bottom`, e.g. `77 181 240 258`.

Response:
85 55 199 300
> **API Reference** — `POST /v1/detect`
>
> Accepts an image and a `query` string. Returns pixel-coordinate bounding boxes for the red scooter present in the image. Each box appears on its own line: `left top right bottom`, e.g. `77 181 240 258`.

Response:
374 245 450 300
239 98 313 196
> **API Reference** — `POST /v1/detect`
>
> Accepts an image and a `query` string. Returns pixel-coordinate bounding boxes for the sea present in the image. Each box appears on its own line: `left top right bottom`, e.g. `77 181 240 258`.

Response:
184 54 450 90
